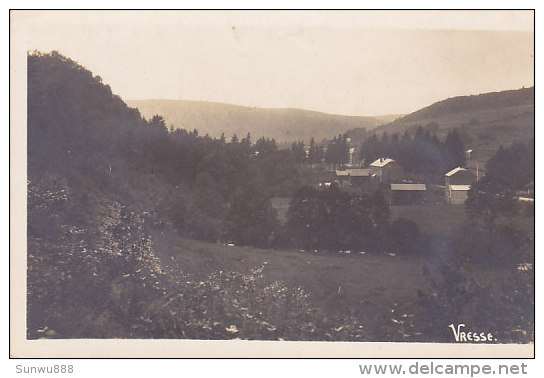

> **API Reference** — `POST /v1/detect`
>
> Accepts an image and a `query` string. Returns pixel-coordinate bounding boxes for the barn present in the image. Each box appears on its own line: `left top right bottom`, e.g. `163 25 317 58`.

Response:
446 184 471 204
370 158 403 183
390 183 427 205
444 167 476 187
445 167 476 204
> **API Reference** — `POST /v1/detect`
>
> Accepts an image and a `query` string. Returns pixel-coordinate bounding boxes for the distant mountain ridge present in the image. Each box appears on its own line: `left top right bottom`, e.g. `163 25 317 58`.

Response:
126 99 400 143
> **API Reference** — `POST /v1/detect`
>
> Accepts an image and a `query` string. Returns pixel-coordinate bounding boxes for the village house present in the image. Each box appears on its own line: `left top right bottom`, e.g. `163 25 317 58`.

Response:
348 168 371 186
369 158 403 184
335 168 371 187
447 185 471 204
444 167 476 204
335 169 350 185
445 166 475 186
390 183 427 205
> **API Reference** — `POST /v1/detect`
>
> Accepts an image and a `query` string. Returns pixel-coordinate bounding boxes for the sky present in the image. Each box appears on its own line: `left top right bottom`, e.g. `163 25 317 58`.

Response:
12 10 534 116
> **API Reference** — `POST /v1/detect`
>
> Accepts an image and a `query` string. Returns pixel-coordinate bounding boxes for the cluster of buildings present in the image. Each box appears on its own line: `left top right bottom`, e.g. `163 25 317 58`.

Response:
335 158 476 205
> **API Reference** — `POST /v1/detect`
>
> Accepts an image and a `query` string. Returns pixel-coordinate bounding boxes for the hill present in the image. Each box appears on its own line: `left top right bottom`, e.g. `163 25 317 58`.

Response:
126 99 400 143
346 87 534 167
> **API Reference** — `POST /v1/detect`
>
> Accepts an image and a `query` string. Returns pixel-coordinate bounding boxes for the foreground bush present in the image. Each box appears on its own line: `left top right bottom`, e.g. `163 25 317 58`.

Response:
417 258 534 343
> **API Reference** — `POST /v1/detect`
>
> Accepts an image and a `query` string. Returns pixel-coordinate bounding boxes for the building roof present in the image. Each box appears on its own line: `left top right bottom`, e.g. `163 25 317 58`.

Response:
449 185 471 191
370 158 395 168
336 169 371 177
349 169 370 177
445 167 467 177
390 183 426 191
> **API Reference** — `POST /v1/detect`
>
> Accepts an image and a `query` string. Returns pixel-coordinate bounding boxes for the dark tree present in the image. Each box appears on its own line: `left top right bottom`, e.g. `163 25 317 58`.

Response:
286 185 390 251
290 141 306 163
149 115 167 134
444 129 466 169
326 134 349 165
308 138 324 165
466 141 534 221
183 172 227 241
224 184 279 247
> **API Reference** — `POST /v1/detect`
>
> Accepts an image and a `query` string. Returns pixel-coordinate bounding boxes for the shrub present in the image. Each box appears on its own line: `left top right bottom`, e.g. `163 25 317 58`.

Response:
417 258 534 343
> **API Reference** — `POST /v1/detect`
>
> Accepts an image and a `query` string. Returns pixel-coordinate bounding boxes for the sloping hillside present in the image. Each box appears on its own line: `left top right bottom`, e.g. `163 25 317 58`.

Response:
127 99 399 143
347 87 534 167
395 87 533 124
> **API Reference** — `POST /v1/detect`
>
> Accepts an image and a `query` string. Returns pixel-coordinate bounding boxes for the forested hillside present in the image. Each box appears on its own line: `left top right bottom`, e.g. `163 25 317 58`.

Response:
346 87 534 168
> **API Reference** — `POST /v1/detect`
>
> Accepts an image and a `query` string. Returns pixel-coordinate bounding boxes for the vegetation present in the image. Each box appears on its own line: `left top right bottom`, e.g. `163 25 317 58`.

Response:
450 141 535 267
285 185 389 251
417 257 534 343
325 134 350 165
358 127 466 181
28 178 367 340
466 141 534 222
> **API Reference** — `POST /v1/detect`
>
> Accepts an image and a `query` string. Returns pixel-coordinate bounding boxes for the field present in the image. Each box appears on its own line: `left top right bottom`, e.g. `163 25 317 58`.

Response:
150 226 513 341
389 203 467 235
153 232 427 312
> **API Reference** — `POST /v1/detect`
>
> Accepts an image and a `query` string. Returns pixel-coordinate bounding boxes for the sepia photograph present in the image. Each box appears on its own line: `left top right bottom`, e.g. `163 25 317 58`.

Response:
10 9 534 358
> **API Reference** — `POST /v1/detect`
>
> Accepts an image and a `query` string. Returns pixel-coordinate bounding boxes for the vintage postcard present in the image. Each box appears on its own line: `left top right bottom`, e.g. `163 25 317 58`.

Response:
10 10 534 358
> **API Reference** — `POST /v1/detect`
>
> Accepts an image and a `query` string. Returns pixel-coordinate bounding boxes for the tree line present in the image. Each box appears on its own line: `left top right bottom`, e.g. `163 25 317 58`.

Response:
359 127 466 180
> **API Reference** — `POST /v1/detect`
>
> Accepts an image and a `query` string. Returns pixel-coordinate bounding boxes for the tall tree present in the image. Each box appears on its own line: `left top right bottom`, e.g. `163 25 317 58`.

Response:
444 130 466 169
326 134 349 165
224 184 279 247
290 141 306 163
308 138 324 165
